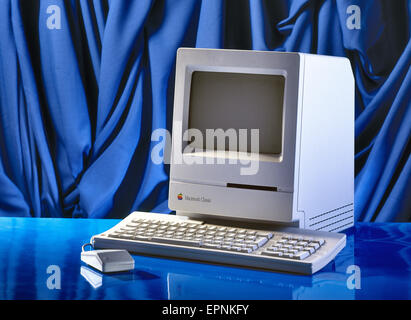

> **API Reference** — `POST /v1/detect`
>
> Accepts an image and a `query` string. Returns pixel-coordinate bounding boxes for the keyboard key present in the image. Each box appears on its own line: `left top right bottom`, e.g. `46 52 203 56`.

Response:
151 237 201 247
255 237 268 247
202 243 221 249
133 235 150 241
307 242 320 250
246 244 258 250
107 233 121 238
293 251 310 260
303 247 315 254
120 230 134 235
117 234 134 240
256 232 273 239
126 223 139 228
268 246 281 251
261 251 283 257
313 239 325 246
120 226 136 231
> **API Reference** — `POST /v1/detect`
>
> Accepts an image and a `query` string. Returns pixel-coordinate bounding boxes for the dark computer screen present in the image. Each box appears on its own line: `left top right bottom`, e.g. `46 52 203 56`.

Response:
188 71 285 155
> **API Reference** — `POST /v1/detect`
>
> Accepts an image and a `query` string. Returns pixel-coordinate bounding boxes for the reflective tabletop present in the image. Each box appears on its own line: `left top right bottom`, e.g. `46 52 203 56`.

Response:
0 218 409 299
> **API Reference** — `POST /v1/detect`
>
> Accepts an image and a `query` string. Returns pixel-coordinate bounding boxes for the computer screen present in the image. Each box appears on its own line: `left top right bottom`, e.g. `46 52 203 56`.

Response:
188 71 285 155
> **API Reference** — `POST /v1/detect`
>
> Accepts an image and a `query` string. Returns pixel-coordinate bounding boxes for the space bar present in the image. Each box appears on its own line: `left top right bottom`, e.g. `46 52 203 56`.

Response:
151 237 201 247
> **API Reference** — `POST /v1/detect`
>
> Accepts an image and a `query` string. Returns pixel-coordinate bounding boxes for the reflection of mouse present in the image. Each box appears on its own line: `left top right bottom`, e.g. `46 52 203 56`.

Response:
81 249 135 273
80 266 103 288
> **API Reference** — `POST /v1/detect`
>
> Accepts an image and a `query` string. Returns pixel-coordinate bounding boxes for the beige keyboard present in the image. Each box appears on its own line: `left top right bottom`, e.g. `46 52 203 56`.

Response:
91 211 346 274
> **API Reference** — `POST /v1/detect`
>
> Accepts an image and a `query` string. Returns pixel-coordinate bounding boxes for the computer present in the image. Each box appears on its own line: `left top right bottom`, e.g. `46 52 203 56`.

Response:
169 48 354 231
90 48 355 274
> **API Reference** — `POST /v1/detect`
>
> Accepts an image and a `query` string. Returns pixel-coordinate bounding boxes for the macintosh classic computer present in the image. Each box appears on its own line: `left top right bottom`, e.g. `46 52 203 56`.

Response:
91 48 355 274
169 48 354 232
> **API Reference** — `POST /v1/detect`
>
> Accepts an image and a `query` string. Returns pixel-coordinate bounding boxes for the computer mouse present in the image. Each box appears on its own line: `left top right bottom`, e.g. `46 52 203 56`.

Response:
81 249 135 273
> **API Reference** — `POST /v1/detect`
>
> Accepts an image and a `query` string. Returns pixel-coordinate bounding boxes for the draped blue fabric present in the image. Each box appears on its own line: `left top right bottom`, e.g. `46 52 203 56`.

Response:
0 0 410 221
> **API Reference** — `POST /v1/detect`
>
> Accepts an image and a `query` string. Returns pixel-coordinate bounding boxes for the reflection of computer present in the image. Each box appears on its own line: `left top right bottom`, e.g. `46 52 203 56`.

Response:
91 48 354 274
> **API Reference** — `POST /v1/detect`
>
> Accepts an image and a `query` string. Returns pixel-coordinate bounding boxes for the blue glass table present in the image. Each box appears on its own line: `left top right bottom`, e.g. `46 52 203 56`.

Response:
0 217 409 299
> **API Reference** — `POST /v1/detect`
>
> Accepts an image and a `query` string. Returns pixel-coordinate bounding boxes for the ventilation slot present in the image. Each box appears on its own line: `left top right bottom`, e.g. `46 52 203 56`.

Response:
308 203 354 232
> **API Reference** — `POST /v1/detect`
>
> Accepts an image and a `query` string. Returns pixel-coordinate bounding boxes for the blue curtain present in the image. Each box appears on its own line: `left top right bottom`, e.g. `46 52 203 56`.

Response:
0 0 410 221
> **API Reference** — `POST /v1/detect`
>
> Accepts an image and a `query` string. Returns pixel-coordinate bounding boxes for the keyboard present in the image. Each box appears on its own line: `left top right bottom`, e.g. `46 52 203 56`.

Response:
91 211 346 274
